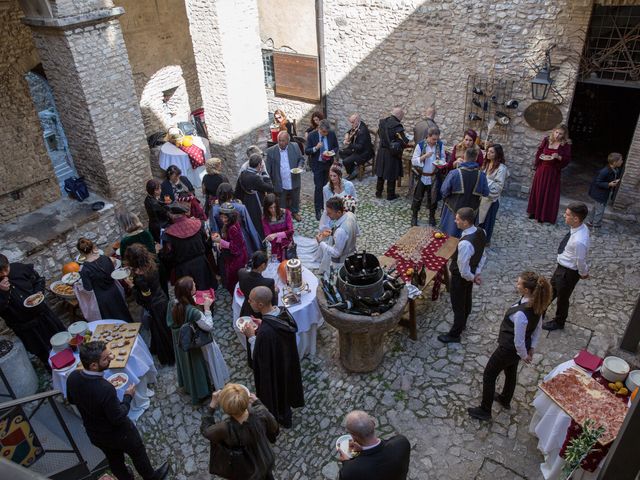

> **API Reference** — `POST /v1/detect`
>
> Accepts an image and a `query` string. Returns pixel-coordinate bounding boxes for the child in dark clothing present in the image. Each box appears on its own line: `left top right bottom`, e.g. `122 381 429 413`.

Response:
587 152 623 228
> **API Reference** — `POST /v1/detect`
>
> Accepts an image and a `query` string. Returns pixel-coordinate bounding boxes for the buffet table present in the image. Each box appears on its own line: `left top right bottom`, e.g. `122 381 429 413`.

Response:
158 135 210 188
232 265 323 358
49 320 157 422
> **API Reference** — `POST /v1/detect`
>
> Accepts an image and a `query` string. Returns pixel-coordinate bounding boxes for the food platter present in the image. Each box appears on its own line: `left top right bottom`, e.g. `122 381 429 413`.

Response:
50 281 76 300
24 292 44 308
62 272 81 285
111 268 131 280
107 372 129 389
90 323 141 369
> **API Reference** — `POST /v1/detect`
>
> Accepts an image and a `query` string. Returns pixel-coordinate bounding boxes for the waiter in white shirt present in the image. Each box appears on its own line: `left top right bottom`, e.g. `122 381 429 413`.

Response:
315 196 359 275
468 271 553 421
410 127 445 227
543 202 590 332
438 207 487 344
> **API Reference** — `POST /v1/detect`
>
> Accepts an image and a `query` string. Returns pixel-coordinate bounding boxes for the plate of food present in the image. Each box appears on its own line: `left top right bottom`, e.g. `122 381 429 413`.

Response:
235 316 257 331
24 292 45 308
335 434 359 459
433 159 447 167
539 154 555 161
111 268 131 280
62 272 81 285
75 249 104 264
290 167 304 174
107 373 129 389
50 281 76 300
322 150 336 157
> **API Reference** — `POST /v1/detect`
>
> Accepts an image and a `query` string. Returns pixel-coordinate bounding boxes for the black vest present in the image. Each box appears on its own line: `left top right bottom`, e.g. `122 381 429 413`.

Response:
450 228 486 277
497 302 539 351
444 167 484 214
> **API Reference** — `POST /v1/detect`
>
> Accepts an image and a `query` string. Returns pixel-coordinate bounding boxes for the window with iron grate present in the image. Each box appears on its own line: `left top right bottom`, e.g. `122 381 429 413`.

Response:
262 50 275 88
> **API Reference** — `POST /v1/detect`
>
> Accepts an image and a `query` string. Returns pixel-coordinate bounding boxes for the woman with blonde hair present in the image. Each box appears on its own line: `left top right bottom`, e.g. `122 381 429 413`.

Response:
202 157 229 216
527 124 572 224
468 271 553 421
200 383 279 479
273 108 294 137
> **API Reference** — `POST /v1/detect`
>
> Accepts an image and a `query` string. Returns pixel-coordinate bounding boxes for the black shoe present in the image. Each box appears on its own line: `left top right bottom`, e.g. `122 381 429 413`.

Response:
495 394 511 410
437 334 461 344
468 407 491 421
411 214 418 227
387 194 399 201
315 210 321 221
542 320 564 331
153 462 170 479
528 214 535 220
375 192 382 198
428 217 437 227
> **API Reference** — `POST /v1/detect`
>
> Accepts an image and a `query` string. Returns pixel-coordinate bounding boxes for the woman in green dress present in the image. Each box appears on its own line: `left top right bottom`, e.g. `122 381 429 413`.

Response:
116 211 156 260
167 276 229 404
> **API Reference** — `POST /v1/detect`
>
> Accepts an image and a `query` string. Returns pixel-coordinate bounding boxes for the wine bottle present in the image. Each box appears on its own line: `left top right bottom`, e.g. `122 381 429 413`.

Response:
321 279 337 304
328 300 353 310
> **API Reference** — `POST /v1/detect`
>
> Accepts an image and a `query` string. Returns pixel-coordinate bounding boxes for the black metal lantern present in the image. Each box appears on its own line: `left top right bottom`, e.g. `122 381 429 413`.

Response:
531 46 555 101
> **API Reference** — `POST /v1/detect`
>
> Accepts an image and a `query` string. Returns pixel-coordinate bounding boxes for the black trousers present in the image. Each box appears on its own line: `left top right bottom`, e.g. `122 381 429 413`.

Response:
376 177 396 198
480 346 521 412
550 264 581 326
449 272 474 337
313 166 330 214
411 180 437 218
95 427 156 480
341 150 370 174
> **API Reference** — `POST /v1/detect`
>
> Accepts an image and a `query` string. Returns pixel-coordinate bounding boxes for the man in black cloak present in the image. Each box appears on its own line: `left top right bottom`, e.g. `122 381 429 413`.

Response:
0 254 66 369
234 154 274 240
242 286 304 428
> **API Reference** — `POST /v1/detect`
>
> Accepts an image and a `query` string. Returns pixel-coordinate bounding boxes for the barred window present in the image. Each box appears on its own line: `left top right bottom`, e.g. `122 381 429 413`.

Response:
262 50 275 88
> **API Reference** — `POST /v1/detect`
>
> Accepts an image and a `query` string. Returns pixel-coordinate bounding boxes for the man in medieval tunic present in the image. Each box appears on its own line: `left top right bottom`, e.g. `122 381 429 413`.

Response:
243 286 304 428
439 147 490 237
315 196 360 275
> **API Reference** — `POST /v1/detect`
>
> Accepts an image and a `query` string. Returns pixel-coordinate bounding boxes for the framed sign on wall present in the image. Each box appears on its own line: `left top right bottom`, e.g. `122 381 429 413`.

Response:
273 52 320 102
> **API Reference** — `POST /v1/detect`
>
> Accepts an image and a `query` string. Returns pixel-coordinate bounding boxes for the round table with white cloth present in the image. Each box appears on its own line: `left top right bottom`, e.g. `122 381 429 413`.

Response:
158 135 210 189
49 319 157 423
232 265 323 358
529 359 600 480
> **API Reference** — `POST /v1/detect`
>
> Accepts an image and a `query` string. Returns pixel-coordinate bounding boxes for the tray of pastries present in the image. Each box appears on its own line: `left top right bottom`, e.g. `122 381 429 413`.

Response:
89 323 141 369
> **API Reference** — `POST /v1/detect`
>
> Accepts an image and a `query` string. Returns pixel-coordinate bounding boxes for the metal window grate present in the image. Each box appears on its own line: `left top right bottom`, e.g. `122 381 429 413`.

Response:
262 50 275 87
581 5 640 83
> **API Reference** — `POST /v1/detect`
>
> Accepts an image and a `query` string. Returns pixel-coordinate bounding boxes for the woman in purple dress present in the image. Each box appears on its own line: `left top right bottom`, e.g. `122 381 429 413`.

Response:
261 193 294 261
212 203 248 292
527 125 572 224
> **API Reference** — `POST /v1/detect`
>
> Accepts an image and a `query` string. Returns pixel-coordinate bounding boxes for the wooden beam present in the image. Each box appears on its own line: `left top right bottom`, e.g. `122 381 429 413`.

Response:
620 293 640 353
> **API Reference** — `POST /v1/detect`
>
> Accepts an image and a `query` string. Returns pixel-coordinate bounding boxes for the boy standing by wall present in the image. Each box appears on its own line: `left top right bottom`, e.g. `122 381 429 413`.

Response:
587 152 623 228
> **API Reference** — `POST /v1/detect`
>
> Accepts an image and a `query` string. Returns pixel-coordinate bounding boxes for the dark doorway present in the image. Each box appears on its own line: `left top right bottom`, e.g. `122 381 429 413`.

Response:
565 83 640 203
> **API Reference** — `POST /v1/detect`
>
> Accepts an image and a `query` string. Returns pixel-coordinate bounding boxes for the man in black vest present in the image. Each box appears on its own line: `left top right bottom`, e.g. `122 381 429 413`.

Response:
337 410 410 480
67 341 169 480
468 272 552 421
438 207 487 344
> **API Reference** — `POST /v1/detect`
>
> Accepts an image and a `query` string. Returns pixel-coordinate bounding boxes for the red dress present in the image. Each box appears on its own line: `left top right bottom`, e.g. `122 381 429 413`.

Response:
261 210 294 261
527 137 572 224
220 222 248 291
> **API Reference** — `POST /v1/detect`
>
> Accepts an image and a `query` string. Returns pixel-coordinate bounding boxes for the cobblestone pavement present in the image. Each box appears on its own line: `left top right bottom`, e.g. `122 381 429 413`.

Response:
132 174 640 479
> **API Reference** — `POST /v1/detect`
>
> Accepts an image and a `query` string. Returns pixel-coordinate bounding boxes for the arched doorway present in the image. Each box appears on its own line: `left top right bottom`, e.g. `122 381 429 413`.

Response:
24 65 77 193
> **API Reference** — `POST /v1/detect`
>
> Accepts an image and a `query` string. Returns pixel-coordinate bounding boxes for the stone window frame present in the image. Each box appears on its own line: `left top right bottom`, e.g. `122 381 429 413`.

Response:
262 49 275 88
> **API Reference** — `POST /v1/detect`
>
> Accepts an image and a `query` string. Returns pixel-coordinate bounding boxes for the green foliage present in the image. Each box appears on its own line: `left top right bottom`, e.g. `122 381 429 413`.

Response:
561 419 605 480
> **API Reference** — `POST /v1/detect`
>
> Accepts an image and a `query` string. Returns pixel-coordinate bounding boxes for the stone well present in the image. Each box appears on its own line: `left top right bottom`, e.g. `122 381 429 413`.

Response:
317 286 408 373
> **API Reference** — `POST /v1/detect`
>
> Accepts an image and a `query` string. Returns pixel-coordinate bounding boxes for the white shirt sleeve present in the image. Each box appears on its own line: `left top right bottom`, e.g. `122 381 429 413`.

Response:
248 335 256 355
411 144 423 167
512 310 529 360
196 310 214 332
456 240 475 282
530 316 543 350
475 251 487 275
319 227 348 259
575 241 589 276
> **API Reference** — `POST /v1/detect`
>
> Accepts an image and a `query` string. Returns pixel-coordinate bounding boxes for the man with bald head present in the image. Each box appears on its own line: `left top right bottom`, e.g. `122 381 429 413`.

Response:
339 113 375 180
375 107 410 200
265 131 305 221
413 106 439 145
242 286 304 427
337 410 410 480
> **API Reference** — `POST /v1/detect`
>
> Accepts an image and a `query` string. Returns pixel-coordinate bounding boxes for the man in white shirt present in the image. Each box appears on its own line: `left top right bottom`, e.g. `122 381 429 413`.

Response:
265 132 305 221
410 127 445 226
316 196 359 274
543 202 590 331
438 207 487 343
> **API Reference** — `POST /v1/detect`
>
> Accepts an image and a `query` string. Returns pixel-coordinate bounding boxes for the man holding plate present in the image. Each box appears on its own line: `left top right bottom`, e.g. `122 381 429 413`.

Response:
306 119 339 221
265 131 305 222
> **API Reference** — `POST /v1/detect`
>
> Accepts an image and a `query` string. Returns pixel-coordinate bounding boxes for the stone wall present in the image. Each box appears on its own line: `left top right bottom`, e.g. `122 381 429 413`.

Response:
258 0 317 55
116 0 202 136
323 0 593 197
615 117 640 215
0 2 60 223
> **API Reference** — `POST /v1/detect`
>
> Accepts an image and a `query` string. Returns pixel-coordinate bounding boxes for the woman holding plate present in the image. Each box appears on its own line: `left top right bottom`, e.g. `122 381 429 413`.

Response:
527 125 572 224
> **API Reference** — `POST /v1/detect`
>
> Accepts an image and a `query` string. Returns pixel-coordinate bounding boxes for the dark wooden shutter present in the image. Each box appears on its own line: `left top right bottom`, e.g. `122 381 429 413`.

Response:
273 52 320 102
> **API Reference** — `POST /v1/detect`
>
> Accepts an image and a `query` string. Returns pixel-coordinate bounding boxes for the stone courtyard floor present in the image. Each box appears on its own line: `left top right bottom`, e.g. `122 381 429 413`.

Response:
99 175 640 479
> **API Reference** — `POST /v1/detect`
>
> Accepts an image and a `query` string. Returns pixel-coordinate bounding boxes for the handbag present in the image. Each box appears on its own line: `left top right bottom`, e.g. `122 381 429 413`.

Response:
210 421 255 478
178 309 213 351
285 238 298 260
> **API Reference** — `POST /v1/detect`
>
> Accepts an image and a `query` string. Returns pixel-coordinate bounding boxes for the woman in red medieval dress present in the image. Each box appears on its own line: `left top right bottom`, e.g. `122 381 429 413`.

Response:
211 202 248 292
527 125 572 224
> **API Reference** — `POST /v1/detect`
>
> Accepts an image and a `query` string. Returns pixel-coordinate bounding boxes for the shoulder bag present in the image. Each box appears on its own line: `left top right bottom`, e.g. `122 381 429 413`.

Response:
210 421 255 478
178 307 213 351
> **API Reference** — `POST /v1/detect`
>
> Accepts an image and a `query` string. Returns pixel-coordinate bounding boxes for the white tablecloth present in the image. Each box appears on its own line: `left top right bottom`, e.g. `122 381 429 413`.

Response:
529 359 600 480
50 320 157 422
232 265 323 358
159 136 210 188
